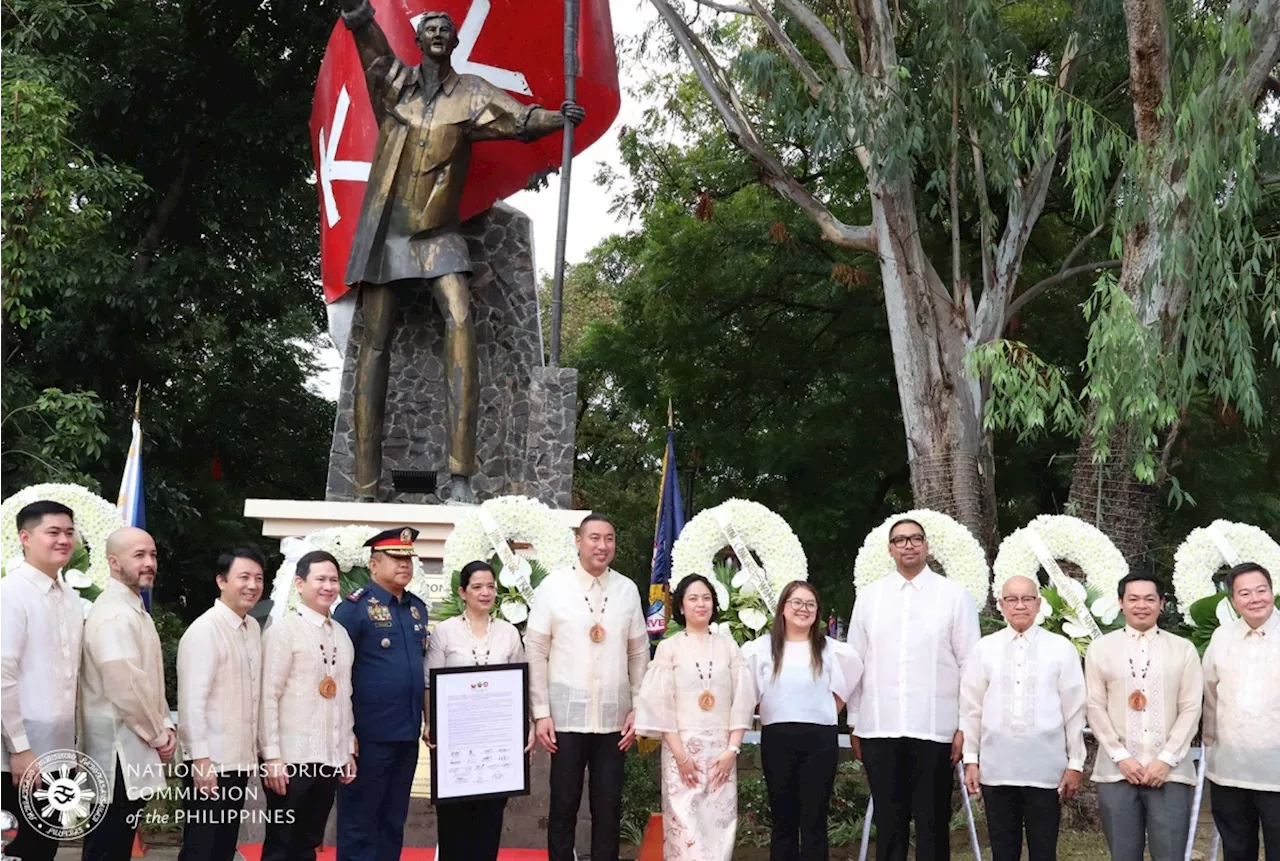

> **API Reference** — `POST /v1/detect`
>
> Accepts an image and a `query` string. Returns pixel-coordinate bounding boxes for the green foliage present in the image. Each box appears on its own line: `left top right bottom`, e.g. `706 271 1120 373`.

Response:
665 562 775 645
968 341 1083 441
620 745 662 844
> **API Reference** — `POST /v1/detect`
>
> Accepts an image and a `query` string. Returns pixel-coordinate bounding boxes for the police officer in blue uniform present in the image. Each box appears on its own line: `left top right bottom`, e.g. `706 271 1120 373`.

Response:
334 527 430 861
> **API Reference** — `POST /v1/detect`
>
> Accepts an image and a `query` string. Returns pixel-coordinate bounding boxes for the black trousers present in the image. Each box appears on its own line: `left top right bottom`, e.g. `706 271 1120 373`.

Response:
760 722 839 861
860 736 953 861
1 772 59 861
82 763 148 861
436 796 507 861
262 763 340 861
1211 781 1280 861
547 731 625 861
175 768 252 861
980 784 1060 861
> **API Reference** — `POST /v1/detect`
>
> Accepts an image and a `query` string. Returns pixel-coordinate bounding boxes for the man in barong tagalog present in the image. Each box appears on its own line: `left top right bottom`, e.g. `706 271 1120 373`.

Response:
337 0 585 503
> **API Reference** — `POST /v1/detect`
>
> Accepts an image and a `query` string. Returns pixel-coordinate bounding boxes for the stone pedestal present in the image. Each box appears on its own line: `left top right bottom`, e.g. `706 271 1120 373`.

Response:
326 202 577 508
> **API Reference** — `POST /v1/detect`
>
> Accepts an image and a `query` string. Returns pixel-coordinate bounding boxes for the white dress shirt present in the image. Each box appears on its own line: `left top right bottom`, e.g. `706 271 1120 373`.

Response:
960 625 1086 789
259 605 355 767
81 578 173 800
1 561 83 771
525 565 650 733
178 600 262 771
1084 626 1202 786
1203 610 1280 791
742 636 862 726
847 567 981 742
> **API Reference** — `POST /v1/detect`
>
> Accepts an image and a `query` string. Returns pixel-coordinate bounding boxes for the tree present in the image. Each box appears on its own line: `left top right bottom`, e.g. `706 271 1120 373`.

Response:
1061 0 1279 558
644 0 1130 549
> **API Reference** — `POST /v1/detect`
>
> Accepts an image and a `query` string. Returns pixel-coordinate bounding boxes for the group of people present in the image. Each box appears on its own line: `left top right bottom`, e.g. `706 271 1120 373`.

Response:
1 501 1277 861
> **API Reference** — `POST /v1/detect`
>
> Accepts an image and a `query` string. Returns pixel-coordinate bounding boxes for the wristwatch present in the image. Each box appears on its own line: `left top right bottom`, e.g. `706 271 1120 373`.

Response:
728 745 741 755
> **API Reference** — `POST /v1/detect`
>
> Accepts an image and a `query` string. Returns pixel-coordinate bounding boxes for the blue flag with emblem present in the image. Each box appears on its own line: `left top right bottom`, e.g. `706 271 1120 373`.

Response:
116 384 149 610
647 411 685 643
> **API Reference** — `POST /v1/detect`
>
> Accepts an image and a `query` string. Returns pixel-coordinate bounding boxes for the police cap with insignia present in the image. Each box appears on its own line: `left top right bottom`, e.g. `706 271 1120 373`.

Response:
365 526 419 557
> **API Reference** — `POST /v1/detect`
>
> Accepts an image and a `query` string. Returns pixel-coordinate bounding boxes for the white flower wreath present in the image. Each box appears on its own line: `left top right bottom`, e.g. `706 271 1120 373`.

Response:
1173 520 1280 625
268 525 432 617
671 498 807 614
1 483 123 592
992 514 1128 641
442 495 577 580
853 509 990 609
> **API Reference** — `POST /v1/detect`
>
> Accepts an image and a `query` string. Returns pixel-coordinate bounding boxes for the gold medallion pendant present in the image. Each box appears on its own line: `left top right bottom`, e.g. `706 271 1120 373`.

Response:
698 691 716 711
1128 690 1147 711
589 623 606 644
319 676 338 699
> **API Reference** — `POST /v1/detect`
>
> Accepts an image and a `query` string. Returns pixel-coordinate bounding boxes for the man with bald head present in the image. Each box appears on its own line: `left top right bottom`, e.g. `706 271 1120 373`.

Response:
81 527 177 861
959 575 1086 861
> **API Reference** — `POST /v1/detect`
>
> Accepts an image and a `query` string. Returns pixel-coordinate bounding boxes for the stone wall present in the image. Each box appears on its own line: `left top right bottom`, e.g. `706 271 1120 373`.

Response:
326 202 576 508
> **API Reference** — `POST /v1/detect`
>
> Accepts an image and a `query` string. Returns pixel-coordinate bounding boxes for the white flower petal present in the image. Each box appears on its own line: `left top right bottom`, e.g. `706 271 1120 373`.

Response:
63 569 93 588
738 607 768 632
1062 621 1089 639
500 600 529 624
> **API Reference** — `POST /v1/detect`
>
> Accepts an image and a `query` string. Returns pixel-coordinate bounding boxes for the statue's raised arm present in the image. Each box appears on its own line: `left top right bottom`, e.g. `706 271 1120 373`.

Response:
338 0 395 114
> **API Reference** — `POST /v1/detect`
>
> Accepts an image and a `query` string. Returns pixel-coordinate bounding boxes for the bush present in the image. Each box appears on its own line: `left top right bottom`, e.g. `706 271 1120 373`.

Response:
620 744 662 845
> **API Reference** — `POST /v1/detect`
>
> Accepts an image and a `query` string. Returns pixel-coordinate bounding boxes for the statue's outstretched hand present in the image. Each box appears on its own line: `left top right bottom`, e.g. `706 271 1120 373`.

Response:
560 100 586 127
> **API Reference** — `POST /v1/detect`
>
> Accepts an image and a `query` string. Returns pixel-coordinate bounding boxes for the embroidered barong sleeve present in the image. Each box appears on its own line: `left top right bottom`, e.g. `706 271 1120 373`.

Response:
1060 652 1087 771
634 640 677 738
84 612 167 746
1 598 30 753
177 622 216 761
258 623 293 762
1202 632 1222 749
1084 642 1128 764
1161 643 1203 767
958 643 987 766
845 607 868 727
728 642 758 731
627 599 650 704
525 594 553 721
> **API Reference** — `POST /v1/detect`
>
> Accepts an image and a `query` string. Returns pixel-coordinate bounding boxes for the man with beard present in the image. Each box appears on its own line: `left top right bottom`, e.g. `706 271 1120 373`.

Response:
333 528 429 861
1 500 83 861
176 548 266 861
81 527 178 861
847 518 981 861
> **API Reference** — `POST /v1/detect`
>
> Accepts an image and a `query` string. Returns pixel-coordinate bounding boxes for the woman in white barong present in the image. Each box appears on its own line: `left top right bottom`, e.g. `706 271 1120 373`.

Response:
635 574 758 861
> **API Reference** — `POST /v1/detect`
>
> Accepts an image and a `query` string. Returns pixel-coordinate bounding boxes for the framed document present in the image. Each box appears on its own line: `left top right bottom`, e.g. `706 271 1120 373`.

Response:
428 663 531 803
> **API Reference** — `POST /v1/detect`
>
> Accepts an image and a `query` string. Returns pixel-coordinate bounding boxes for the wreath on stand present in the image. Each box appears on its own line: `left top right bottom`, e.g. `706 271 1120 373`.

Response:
992 514 1128 650
1173 519 1280 651
436 495 577 631
668 498 807 645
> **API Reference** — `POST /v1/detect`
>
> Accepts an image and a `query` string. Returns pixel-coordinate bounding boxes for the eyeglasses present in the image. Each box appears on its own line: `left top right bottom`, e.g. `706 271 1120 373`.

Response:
786 599 818 612
1000 596 1040 607
889 534 926 548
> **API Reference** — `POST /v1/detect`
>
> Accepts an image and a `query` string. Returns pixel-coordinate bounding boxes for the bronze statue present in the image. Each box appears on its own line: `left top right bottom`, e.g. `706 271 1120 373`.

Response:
337 0 585 503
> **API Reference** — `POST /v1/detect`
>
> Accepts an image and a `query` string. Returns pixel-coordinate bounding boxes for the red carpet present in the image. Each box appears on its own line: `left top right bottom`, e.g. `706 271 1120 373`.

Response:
236 847 548 861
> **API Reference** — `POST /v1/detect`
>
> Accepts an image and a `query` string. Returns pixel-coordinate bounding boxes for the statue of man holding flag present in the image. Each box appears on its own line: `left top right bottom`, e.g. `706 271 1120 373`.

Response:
336 0 585 503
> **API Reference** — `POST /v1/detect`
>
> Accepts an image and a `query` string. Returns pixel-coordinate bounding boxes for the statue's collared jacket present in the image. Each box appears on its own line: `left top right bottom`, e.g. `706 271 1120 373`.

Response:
343 3 543 286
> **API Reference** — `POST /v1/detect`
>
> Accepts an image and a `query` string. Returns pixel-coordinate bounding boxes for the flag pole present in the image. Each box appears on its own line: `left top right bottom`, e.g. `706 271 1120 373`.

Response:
547 0 580 368
133 381 142 421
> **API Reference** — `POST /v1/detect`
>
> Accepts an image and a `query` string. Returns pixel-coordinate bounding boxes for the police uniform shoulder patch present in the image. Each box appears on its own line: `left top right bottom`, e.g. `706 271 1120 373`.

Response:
346 588 365 602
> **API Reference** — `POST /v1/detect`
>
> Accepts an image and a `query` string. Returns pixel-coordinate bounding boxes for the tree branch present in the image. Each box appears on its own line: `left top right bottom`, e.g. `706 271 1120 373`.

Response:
1003 260 1121 323
649 0 877 252
776 0 857 78
690 0 753 15
740 0 826 98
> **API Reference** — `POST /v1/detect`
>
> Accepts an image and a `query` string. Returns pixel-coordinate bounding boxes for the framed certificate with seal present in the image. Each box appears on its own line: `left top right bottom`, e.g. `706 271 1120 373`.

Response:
428 663 531 803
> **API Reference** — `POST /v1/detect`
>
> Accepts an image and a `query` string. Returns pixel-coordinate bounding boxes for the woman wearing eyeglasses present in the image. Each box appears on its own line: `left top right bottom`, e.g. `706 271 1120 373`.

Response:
635 574 757 861
742 581 862 861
